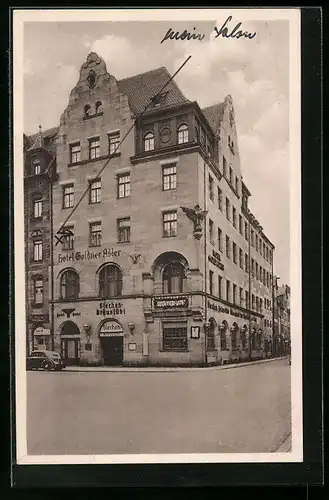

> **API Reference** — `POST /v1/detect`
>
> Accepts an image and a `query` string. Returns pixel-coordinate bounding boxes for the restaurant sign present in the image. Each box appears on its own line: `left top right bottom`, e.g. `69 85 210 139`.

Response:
29 314 49 323
96 301 126 316
153 295 189 309
99 320 124 337
58 247 122 264
208 300 256 322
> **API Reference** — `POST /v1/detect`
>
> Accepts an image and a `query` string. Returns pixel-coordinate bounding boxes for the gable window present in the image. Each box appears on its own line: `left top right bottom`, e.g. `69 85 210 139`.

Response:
63 184 74 209
32 157 41 175
163 211 177 238
109 131 120 155
177 123 188 144
70 143 81 164
143 132 154 152
218 187 223 211
33 277 43 304
162 164 177 191
209 175 214 201
60 270 79 299
89 222 102 247
33 240 42 261
84 104 91 117
89 137 100 160
89 179 101 204
163 323 188 352
163 262 186 294
95 101 103 114
117 173 131 198
99 264 123 298
33 197 42 218
117 217 131 243
62 226 74 250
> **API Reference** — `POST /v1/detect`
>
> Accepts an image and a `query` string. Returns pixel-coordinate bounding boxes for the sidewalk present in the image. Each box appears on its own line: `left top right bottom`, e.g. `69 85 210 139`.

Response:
64 356 289 373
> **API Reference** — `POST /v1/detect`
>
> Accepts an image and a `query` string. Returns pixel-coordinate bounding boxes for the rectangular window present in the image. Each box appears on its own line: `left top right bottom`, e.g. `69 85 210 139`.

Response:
239 214 243 234
117 217 131 243
209 219 214 244
62 226 74 250
217 187 223 211
256 262 259 280
226 280 231 302
235 177 239 194
260 299 263 314
89 179 101 204
252 294 255 311
245 253 249 272
209 175 214 201
89 222 102 247
225 197 230 220
117 173 131 198
229 166 233 184
218 276 222 298
109 132 120 155
70 143 81 164
251 259 255 276
260 239 263 256
226 235 230 258
33 278 43 304
239 287 243 307
232 206 237 227
239 248 243 268
266 246 269 261
223 156 227 177
163 324 188 351
89 137 100 160
232 242 237 264
218 227 222 252
33 240 42 261
32 158 41 175
63 184 74 209
251 229 254 247
244 221 248 240
233 284 237 304
163 164 177 191
33 199 42 218
256 297 259 313
246 291 249 309
209 270 214 295
256 234 259 252
163 211 177 238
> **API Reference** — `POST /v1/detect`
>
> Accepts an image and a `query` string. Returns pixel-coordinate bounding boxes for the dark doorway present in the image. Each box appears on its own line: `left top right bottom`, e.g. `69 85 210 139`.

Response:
101 336 123 366
61 338 80 365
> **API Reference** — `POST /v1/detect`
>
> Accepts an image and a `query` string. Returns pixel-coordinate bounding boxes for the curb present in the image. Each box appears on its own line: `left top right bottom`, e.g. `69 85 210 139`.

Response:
63 356 289 373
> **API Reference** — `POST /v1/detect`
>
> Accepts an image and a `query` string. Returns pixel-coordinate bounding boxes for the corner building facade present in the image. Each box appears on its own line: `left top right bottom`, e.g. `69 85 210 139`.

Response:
51 52 275 366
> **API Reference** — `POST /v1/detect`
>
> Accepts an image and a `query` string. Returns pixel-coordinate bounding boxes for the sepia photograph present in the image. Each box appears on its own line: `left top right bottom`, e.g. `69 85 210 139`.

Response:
13 8 302 465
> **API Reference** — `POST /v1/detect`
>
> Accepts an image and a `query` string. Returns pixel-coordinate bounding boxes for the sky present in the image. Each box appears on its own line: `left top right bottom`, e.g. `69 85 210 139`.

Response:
23 18 291 285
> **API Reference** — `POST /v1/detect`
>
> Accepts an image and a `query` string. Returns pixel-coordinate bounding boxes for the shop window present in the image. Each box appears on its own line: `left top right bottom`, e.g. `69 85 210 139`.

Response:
162 323 188 351
143 132 154 152
60 269 79 299
177 123 188 144
163 262 186 294
99 264 122 298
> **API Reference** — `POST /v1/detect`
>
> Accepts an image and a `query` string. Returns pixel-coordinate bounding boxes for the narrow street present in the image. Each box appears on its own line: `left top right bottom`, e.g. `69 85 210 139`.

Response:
27 358 291 455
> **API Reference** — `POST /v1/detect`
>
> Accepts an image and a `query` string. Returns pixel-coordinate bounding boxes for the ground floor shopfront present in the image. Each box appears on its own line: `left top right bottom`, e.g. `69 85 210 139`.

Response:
51 293 272 367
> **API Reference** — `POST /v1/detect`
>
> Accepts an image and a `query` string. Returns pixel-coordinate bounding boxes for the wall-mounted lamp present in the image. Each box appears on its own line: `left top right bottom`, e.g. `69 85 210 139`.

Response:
83 324 91 334
128 322 135 334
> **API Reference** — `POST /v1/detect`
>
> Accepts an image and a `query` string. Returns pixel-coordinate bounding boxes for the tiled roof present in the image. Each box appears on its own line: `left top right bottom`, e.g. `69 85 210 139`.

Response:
202 103 225 133
27 126 59 155
118 67 190 115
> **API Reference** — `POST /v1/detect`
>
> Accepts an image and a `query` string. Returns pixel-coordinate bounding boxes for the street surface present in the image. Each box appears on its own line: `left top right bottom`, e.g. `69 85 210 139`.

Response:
27 359 291 455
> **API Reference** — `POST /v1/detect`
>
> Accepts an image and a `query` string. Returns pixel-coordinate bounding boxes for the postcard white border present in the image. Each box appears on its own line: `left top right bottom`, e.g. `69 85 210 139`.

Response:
13 7 302 465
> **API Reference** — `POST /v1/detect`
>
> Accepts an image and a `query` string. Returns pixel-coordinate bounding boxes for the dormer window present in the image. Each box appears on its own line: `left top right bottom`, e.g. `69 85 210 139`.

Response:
177 123 189 144
32 157 41 175
95 101 103 114
143 132 155 152
84 104 91 117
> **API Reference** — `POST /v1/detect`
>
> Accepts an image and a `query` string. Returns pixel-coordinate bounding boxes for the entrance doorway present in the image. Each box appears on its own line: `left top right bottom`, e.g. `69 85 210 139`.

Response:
60 321 80 365
101 337 123 366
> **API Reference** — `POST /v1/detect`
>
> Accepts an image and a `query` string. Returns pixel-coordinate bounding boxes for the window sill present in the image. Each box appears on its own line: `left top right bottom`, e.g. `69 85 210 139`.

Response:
160 350 190 353
89 244 102 248
117 241 130 245
68 153 120 168
83 111 104 121
162 235 177 239
89 201 101 205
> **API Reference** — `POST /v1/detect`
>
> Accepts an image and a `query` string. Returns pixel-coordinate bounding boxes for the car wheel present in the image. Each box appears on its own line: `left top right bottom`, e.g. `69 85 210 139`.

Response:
43 361 52 371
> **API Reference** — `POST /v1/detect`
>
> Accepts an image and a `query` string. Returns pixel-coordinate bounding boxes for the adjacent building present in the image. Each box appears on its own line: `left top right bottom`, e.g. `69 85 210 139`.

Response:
24 52 276 366
273 282 291 356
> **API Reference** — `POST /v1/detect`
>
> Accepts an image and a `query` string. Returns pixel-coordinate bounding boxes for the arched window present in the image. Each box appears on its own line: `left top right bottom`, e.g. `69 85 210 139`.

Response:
84 104 91 117
143 132 154 152
99 264 122 298
60 270 79 299
220 321 228 350
241 325 248 349
95 101 103 114
207 318 216 351
163 262 186 294
177 123 189 144
231 323 238 350
32 157 41 175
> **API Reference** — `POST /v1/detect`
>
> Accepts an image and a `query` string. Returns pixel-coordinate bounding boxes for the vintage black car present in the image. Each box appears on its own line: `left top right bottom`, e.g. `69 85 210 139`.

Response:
26 350 66 371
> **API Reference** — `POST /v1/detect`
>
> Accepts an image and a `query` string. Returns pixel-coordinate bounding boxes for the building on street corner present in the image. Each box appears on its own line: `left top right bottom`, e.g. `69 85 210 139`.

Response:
24 52 277 367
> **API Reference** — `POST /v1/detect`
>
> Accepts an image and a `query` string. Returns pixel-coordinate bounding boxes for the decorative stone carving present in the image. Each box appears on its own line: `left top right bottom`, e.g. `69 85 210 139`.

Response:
180 204 208 239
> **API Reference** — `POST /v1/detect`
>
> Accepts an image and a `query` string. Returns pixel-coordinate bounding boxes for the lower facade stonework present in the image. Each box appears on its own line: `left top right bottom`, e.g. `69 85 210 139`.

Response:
50 294 270 367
